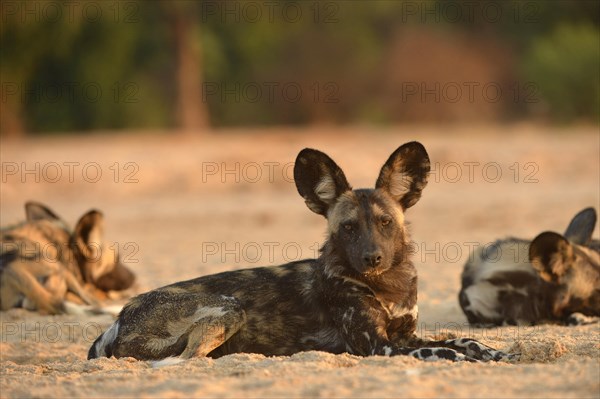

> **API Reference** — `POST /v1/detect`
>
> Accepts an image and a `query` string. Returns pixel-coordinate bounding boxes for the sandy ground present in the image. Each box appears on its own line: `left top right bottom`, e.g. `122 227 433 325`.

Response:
1 125 599 398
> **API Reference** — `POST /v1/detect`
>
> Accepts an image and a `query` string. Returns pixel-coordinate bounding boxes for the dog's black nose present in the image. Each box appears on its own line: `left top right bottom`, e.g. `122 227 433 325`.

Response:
363 251 382 267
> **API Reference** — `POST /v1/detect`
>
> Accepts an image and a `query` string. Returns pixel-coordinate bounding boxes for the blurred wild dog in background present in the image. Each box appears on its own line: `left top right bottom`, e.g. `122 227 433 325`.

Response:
0 202 136 314
460 208 599 326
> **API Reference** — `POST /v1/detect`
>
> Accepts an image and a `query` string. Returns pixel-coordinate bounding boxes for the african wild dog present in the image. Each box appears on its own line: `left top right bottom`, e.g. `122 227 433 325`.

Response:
459 207 599 326
89 142 515 363
0 202 136 314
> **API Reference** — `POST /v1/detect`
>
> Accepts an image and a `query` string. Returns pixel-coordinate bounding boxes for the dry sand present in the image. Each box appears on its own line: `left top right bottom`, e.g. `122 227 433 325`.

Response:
1 125 599 398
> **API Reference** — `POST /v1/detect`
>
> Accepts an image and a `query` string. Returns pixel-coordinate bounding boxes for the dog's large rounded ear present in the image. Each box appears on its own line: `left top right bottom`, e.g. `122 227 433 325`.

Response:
294 148 351 217
25 201 61 222
564 207 597 246
74 210 104 257
529 231 574 283
375 142 430 210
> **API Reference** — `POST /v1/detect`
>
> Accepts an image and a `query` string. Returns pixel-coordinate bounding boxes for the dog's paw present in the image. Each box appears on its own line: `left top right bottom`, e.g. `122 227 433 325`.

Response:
409 347 480 363
446 338 519 362
566 313 599 326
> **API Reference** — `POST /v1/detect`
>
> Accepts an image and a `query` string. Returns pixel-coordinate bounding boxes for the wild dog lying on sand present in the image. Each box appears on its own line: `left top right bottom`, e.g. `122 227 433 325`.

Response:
0 202 135 314
459 208 599 326
89 143 516 363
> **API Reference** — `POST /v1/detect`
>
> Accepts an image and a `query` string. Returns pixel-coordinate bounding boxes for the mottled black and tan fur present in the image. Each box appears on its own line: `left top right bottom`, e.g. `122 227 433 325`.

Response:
0 202 135 314
89 143 515 363
460 208 599 326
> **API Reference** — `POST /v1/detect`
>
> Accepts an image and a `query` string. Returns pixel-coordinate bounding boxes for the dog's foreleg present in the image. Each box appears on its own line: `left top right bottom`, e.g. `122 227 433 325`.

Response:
332 297 476 362
394 346 479 362
2 261 64 314
566 312 599 326
407 337 519 362
62 269 99 306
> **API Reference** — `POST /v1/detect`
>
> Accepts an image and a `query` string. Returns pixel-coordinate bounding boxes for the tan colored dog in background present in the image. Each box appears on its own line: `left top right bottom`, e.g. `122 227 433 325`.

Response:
0 202 136 314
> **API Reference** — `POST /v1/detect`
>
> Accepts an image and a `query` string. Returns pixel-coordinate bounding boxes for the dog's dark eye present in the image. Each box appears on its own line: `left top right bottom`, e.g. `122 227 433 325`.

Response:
381 216 392 226
343 223 353 231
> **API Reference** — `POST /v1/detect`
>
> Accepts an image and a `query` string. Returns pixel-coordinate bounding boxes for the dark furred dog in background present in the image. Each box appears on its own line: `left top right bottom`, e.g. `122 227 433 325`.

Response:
460 207 599 326
0 202 136 314
89 142 515 364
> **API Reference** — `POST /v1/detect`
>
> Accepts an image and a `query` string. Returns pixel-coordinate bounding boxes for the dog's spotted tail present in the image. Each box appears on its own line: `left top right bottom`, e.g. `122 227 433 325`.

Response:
87 321 119 359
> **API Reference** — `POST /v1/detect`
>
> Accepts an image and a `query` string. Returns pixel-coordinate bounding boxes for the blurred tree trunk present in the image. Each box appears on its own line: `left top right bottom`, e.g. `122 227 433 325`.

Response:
168 4 210 133
0 98 25 137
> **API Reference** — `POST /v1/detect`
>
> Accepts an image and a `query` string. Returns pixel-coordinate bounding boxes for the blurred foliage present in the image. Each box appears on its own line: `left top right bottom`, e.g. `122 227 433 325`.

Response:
0 0 599 134
523 23 600 122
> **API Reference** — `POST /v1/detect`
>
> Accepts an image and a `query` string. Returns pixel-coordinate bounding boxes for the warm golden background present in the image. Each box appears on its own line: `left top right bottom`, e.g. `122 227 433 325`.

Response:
1 1 599 398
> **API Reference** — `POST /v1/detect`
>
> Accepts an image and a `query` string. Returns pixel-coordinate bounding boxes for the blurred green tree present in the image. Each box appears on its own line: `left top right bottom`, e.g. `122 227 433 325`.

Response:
523 23 600 122
1 0 598 135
